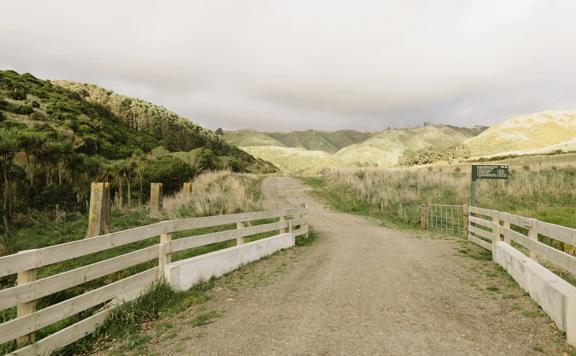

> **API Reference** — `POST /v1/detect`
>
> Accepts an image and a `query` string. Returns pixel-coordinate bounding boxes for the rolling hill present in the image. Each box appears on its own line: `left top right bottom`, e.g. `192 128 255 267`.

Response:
0 69 275 226
464 111 576 158
225 129 373 154
53 80 275 173
231 125 484 174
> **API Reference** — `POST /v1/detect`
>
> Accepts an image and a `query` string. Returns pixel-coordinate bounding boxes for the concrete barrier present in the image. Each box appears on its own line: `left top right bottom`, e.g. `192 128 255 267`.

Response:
165 233 295 291
493 241 576 344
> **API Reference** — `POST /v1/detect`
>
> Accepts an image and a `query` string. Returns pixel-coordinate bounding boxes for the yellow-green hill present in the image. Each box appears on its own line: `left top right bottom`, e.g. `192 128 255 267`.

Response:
464 111 576 157
233 125 482 174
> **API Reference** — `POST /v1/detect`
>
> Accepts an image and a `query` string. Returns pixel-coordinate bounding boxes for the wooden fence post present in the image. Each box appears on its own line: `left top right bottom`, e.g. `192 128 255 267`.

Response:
527 218 538 259
300 203 309 238
182 182 192 200
279 215 287 234
86 183 104 238
502 218 511 244
462 204 469 238
420 204 428 230
16 257 37 347
102 182 111 234
236 221 245 245
158 233 172 279
150 183 163 218
493 217 501 242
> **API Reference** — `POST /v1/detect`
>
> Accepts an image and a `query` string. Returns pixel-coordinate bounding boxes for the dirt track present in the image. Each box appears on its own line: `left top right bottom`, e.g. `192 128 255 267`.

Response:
140 177 571 355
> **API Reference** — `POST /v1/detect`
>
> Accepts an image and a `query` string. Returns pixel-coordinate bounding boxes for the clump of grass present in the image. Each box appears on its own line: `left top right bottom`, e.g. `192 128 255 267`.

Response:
188 310 222 327
521 310 543 318
163 170 262 218
59 280 214 355
295 228 317 247
486 286 500 292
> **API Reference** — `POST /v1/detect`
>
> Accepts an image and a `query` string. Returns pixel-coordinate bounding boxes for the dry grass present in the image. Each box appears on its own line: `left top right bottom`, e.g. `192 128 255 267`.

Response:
163 170 263 218
321 154 576 227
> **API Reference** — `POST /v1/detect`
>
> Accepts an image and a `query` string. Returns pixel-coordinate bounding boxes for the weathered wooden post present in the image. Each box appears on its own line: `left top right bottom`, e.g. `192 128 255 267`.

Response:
526 218 538 259
420 204 428 230
150 183 163 218
158 232 172 279
182 182 192 200
236 221 245 245
102 182 111 234
493 217 501 242
300 203 309 237
86 182 112 238
16 254 37 347
462 204 469 238
279 215 287 234
502 216 511 244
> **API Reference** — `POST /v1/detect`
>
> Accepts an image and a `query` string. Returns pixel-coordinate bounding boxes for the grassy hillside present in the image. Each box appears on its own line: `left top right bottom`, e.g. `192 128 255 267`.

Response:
53 80 275 173
223 130 287 148
464 111 576 157
225 129 372 153
242 146 335 175
239 125 480 174
0 70 274 240
334 125 474 166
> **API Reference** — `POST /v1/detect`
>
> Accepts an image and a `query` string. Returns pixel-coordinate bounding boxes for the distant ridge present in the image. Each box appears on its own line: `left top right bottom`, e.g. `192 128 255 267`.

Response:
228 125 484 174
224 129 373 154
464 110 576 158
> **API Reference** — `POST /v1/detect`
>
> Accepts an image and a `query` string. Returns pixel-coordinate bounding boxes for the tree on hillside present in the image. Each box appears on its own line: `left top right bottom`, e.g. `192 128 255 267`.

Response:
0 128 22 235
215 128 224 136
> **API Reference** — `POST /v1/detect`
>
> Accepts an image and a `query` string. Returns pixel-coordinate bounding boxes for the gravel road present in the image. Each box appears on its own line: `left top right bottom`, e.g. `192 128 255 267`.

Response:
139 177 572 355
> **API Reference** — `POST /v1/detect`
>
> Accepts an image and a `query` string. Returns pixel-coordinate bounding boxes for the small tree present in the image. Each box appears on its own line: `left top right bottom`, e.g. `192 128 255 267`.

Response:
215 128 224 136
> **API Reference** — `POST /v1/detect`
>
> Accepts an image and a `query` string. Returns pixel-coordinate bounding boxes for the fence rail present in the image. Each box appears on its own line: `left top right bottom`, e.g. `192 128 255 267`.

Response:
467 206 576 268
0 206 308 355
467 206 576 345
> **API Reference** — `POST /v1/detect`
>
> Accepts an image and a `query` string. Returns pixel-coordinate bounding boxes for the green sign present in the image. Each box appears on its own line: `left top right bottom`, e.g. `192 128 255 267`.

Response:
471 164 509 181
470 164 509 206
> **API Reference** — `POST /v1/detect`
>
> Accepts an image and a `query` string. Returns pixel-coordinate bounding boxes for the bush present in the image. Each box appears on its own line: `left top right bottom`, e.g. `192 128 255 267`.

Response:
144 156 195 195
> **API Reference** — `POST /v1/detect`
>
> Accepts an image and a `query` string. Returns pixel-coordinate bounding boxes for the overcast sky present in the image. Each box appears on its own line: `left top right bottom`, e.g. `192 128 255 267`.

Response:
1 0 576 131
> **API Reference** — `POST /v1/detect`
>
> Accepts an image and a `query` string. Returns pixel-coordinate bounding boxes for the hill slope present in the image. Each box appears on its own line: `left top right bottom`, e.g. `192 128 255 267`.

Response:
53 80 275 172
225 129 373 153
0 70 275 229
235 125 481 174
464 111 576 157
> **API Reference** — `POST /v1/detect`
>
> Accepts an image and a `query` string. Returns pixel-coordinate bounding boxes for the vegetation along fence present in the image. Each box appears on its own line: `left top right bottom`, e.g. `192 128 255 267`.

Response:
0 206 308 355
420 204 467 236
467 206 576 345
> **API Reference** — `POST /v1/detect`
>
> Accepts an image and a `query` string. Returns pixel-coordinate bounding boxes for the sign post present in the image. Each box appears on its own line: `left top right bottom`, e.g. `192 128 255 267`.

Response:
470 164 509 206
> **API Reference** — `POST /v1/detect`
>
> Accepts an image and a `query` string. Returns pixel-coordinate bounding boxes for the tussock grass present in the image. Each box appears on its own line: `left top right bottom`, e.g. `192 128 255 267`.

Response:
318 155 576 228
164 170 262 218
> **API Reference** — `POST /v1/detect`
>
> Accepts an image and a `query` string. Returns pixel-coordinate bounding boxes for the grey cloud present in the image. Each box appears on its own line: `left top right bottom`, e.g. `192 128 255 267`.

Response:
1 0 576 131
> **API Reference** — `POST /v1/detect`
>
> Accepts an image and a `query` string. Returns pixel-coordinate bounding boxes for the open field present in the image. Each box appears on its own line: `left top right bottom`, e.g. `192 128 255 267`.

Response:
312 153 576 229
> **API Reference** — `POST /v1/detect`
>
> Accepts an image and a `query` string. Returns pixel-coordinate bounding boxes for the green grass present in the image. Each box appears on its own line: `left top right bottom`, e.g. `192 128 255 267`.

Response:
57 280 215 355
300 176 444 231
188 310 222 327
521 310 544 318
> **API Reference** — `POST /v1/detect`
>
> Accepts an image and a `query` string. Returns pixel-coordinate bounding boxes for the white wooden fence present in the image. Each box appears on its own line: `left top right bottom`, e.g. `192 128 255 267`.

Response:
468 206 576 269
467 206 576 345
0 206 308 355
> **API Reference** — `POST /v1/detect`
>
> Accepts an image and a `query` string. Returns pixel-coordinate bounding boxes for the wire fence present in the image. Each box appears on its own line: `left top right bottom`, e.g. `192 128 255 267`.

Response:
424 204 465 236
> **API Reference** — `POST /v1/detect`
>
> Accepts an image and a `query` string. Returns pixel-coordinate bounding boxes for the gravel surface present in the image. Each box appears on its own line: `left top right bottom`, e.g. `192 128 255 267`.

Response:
130 177 573 355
